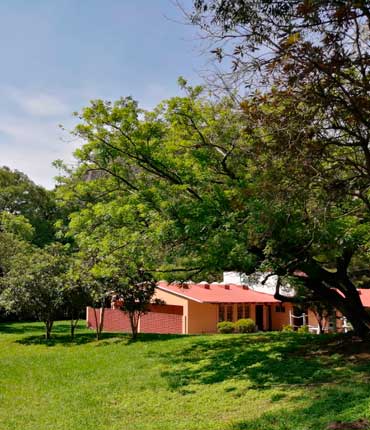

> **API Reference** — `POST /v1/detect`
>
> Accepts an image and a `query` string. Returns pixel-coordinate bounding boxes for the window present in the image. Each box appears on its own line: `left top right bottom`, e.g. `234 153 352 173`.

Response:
226 305 233 322
244 304 250 318
237 304 243 320
275 305 285 313
219 304 225 322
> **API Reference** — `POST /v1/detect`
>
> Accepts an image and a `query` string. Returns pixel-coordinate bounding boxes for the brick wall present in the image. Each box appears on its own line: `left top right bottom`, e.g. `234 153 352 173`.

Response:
87 307 131 332
140 312 182 334
86 304 183 334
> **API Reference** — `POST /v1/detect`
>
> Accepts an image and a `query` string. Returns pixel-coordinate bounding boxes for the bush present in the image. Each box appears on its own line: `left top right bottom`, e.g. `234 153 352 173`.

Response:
235 318 256 333
282 324 294 332
297 325 309 333
217 321 235 334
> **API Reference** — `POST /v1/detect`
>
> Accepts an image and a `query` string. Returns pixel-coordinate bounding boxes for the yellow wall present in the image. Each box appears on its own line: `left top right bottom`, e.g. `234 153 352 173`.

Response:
187 301 219 334
270 303 293 330
154 288 306 333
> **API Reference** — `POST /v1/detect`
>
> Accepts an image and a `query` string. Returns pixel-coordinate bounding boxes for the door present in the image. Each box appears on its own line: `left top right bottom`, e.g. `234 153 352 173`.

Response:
267 305 272 331
256 305 264 331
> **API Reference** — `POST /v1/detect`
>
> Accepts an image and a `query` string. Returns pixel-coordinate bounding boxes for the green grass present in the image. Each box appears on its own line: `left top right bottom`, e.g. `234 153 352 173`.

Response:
1 322 370 430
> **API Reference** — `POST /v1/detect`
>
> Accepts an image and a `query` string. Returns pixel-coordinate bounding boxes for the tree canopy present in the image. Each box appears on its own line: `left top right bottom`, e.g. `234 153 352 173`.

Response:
54 74 370 336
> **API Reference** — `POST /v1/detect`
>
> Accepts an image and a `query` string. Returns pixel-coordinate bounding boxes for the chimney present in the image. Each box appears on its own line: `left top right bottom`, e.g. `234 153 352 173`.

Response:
242 284 249 290
224 284 230 290
199 281 210 289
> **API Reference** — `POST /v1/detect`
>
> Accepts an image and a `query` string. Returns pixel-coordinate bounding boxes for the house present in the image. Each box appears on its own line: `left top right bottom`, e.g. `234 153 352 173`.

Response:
154 281 293 333
86 272 370 335
86 279 294 334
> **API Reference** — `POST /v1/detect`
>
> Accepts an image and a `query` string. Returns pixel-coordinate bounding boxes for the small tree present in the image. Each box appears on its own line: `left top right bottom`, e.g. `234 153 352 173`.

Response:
0 244 68 339
89 277 112 341
308 301 335 334
63 273 92 339
115 270 157 340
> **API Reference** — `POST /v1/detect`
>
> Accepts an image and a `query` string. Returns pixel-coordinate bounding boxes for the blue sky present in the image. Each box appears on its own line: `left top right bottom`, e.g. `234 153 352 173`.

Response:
0 0 205 188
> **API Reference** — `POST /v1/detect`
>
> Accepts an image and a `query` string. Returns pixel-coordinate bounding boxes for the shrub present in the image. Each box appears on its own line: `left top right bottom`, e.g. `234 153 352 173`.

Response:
282 324 294 332
297 325 309 333
235 318 256 333
217 321 235 334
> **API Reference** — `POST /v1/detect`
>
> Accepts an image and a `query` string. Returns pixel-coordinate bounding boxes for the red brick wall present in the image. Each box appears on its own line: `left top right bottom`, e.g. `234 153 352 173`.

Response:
147 304 183 315
140 312 183 334
87 307 131 332
86 305 183 334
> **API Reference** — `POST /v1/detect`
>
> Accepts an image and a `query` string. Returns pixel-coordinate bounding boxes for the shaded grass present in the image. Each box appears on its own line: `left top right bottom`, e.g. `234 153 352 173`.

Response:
1 322 370 430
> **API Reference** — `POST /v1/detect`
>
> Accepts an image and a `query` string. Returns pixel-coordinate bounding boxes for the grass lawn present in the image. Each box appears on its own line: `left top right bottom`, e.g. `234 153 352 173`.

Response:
1 322 370 430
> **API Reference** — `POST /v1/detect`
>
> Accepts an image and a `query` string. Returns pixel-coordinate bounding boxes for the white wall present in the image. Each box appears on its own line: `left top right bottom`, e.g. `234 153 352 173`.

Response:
223 271 295 297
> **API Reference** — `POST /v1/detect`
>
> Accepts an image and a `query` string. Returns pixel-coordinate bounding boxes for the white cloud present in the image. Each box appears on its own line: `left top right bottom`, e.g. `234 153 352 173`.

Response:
0 85 81 188
0 115 79 189
7 89 70 117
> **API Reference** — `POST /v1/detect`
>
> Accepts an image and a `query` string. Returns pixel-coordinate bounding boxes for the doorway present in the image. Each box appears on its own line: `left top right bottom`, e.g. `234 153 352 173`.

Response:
255 305 264 331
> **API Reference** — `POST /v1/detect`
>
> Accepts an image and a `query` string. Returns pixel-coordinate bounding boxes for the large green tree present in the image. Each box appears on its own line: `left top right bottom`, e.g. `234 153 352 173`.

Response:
187 0 370 335
57 79 370 336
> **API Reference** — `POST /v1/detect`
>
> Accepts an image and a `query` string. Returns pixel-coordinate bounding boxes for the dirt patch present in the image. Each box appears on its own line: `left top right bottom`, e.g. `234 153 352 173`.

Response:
326 419 370 429
297 335 370 361
328 337 370 359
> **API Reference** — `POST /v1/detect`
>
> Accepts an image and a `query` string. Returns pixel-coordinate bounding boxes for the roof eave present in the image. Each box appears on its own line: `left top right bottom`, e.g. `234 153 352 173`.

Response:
156 285 204 303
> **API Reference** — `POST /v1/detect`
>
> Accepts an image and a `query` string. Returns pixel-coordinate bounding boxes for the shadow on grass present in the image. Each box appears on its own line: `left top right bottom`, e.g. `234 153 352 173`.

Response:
93 332 188 347
229 384 370 430
0 321 84 335
0 321 47 334
159 333 348 389
9 321 188 347
155 333 370 429
15 331 126 347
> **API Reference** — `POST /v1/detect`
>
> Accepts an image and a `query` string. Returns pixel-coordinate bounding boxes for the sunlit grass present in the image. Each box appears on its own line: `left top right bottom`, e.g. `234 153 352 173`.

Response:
1 321 370 430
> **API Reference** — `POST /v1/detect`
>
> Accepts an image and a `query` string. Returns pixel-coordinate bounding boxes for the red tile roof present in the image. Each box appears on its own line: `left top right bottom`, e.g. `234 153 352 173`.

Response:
359 289 370 307
156 281 281 304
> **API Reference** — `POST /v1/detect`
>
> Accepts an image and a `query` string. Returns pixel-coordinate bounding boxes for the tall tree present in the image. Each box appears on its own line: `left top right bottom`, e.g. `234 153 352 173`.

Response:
57 84 370 336
188 0 370 335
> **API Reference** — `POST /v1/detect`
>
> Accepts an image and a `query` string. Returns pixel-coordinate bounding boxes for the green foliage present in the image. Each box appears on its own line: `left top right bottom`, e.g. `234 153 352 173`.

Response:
297 325 309 334
109 269 157 339
54 80 370 335
0 244 70 338
235 318 255 333
0 212 34 242
0 166 58 246
217 321 235 333
282 325 294 332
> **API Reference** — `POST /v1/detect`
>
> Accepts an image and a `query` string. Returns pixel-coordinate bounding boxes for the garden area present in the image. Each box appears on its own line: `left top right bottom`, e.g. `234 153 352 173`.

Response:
1 322 370 430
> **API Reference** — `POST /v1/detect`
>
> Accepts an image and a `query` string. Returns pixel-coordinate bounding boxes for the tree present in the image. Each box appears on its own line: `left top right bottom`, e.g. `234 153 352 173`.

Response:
111 269 157 339
56 83 370 336
187 0 370 336
57 181 166 339
0 244 69 339
63 268 93 339
0 166 58 246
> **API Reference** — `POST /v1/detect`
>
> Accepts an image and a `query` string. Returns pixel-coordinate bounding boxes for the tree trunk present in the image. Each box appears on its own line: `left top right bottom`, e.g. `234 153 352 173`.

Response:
339 300 370 338
129 312 139 340
275 266 370 338
98 306 105 339
92 305 105 340
45 320 53 340
70 310 81 339
70 318 76 339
